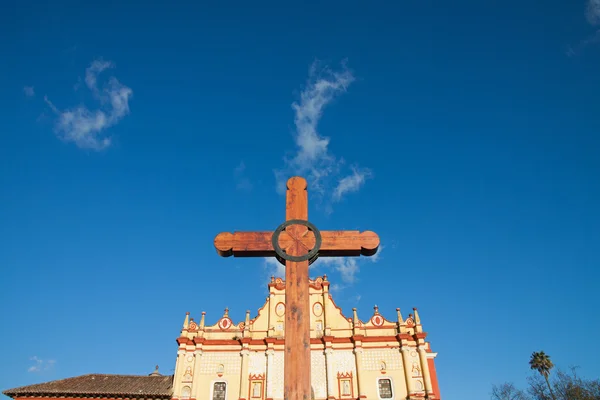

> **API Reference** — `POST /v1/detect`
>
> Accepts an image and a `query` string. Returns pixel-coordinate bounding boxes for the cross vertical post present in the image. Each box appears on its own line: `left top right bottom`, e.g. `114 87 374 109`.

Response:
283 177 311 400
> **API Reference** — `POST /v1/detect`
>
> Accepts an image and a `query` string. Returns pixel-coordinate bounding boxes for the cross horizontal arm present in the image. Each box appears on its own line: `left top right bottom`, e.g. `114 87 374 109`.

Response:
214 230 380 258
214 231 289 257
319 230 380 257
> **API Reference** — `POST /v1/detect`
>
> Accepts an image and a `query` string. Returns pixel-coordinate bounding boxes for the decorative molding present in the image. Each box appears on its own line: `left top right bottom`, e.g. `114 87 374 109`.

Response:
218 317 234 330
268 276 329 291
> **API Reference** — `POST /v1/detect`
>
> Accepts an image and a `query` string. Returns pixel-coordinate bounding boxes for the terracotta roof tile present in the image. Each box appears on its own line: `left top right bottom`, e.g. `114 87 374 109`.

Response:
3 374 173 398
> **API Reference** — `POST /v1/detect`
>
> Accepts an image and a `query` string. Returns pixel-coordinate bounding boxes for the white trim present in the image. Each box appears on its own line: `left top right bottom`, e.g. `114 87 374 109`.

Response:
209 379 228 400
376 376 394 400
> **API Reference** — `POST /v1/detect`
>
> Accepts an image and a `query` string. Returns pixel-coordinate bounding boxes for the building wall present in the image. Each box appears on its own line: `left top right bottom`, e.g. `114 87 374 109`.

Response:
172 276 440 400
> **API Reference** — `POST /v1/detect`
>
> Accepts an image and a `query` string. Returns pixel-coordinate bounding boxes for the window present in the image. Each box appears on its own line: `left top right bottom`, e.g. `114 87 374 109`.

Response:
212 382 227 400
378 378 393 399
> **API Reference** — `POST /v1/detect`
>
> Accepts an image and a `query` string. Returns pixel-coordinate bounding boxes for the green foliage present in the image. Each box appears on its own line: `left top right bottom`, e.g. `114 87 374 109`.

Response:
529 351 554 379
529 351 556 400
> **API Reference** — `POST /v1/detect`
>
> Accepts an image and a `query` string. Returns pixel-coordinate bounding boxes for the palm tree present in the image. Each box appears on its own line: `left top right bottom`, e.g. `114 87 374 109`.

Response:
529 351 556 400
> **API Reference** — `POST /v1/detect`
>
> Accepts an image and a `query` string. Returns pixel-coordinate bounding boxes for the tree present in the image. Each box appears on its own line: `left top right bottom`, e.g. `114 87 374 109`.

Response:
529 351 556 400
491 367 600 400
491 382 528 400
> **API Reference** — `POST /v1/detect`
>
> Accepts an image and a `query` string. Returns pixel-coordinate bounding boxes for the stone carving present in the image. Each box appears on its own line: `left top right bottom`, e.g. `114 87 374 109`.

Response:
183 366 193 381
218 317 233 330
332 350 357 375
271 352 284 399
311 351 327 399
362 349 402 371
411 361 422 377
199 352 241 375
249 352 266 375
252 381 262 398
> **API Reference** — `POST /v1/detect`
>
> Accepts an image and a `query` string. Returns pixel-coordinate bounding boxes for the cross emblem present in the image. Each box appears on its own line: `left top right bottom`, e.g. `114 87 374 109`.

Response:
214 176 380 400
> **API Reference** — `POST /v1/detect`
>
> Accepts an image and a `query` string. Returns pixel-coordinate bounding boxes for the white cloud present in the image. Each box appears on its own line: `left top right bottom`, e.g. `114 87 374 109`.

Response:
569 0 600 56
333 167 372 202
587 0 600 25
263 245 383 292
23 86 35 97
85 60 113 94
363 244 385 264
44 59 133 150
264 258 285 278
234 161 253 191
313 245 384 288
275 61 372 207
315 257 359 284
28 356 56 373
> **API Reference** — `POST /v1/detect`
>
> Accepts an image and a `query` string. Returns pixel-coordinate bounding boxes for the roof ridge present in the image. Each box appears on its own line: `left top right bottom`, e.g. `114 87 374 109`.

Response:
2 374 174 398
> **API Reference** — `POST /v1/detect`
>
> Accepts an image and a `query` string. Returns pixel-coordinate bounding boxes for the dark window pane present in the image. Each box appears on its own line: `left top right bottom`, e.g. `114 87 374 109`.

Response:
213 382 226 400
378 379 392 399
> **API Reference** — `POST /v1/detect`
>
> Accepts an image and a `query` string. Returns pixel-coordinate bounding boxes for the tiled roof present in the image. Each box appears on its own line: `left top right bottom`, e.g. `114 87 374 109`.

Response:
2 374 173 398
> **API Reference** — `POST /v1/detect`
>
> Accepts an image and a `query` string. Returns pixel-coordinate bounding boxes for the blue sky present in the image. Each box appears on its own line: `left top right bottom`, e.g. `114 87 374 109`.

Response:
1 0 600 399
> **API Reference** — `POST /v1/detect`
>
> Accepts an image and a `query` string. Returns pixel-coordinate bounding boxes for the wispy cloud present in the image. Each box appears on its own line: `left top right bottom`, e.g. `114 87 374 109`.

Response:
275 61 372 209
568 0 600 56
587 0 600 25
44 59 133 150
333 166 372 202
313 244 384 287
23 86 35 97
264 258 286 280
234 161 253 191
28 356 56 373
263 245 383 291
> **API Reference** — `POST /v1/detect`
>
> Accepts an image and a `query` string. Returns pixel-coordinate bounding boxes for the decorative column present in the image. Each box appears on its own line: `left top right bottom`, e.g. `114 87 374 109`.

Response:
353 347 366 399
418 347 434 396
265 349 275 400
322 275 330 329
192 350 203 399
239 348 250 400
324 348 336 399
400 347 415 397
173 350 186 398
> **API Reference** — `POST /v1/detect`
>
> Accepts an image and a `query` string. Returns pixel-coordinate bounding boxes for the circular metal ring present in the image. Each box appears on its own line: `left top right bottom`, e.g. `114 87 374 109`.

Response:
271 219 322 264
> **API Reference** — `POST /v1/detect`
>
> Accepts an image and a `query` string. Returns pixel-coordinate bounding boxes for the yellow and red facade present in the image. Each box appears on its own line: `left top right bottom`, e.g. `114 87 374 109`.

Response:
172 275 441 400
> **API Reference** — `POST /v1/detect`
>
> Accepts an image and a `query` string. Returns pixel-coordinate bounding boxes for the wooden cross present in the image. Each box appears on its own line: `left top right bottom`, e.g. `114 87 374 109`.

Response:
214 176 380 400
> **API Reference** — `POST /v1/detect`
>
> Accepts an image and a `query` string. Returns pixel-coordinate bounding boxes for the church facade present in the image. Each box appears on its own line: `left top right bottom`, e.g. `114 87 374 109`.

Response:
3 275 441 400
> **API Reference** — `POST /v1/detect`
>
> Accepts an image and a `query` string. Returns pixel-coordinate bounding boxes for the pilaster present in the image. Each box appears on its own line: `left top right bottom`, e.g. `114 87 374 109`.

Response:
265 348 275 400
173 349 186 398
324 348 335 399
353 346 366 399
418 347 434 397
400 347 415 397
322 276 330 329
239 348 250 400
191 349 203 400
